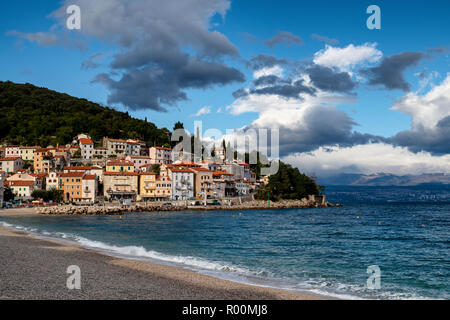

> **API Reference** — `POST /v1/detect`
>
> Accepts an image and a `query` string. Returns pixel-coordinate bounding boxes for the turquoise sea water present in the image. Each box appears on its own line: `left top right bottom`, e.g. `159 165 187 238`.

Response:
1 187 448 299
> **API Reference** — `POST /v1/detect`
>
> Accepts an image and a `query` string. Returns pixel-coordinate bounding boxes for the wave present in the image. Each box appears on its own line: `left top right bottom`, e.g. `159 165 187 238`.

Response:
0 220 435 300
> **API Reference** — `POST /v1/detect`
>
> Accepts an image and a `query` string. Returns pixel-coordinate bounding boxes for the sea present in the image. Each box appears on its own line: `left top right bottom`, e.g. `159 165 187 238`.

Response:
1 185 449 300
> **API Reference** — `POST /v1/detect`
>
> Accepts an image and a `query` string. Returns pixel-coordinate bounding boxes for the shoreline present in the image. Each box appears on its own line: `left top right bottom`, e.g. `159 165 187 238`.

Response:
0 210 329 300
32 198 341 216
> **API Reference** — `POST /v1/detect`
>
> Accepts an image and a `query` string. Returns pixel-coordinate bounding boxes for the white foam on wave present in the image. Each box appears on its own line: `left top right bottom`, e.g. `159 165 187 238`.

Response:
0 220 436 300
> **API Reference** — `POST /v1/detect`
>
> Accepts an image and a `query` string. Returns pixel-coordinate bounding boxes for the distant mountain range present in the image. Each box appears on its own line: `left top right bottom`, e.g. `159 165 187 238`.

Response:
319 173 450 186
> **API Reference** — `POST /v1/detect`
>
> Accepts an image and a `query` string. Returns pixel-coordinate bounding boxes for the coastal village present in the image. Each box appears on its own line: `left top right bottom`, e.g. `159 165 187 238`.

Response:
0 133 330 212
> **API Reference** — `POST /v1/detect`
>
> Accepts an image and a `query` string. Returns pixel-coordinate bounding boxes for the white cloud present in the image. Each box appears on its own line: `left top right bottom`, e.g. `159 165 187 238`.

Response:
192 106 211 117
253 65 284 79
392 73 450 130
283 143 450 176
313 43 382 71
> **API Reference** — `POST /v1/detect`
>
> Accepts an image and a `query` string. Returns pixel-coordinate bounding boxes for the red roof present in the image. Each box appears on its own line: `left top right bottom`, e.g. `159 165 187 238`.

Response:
153 146 172 151
80 138 94 145
213 171 233 176
191 167 212 172
83 174 96 180
170 168 194 173
7 180 34 187
0 157 21 161
107 160 134 166
60 172 85 178
64 166 95 171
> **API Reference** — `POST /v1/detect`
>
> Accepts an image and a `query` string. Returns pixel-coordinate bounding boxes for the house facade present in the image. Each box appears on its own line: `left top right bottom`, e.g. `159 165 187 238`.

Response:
103 172 138 201
170 168 195 200
137 172 157 201
0 157 24 173
149 146 172 165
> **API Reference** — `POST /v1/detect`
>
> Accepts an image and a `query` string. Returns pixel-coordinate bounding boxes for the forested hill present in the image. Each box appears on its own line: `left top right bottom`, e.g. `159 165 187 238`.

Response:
0 81 171 147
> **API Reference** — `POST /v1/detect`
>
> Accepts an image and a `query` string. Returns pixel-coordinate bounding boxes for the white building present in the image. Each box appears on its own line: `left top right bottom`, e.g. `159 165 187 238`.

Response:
235 179 250 195
80 138 94 160
46 172 61 190
126 140 142 156
170 168 195 200
6 180 35 201
149 146 172 165
81 174 97 204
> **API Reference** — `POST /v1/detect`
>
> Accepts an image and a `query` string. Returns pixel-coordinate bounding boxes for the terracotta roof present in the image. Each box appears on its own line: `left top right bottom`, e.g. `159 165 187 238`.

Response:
0 157 21 161
7 180 34 187
191 167 212 172
64 166 94 171
60 172 85 178
31 173 48 178
79 138 93 145
107 160 134 166
83 174 96 180
20 146 40 149
153 146 172 151
213 171 233 176
170 168 194 173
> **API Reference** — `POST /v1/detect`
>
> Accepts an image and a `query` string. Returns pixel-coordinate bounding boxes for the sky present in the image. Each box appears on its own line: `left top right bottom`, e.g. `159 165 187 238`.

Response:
1 0 449 178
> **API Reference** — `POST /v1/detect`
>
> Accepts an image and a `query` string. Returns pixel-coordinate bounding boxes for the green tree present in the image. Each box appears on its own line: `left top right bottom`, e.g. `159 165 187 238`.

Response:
256 161 320 201
4 186 15 202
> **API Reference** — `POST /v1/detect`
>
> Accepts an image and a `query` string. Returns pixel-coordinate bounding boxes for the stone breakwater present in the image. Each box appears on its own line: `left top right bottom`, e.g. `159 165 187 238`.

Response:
36 199 341 215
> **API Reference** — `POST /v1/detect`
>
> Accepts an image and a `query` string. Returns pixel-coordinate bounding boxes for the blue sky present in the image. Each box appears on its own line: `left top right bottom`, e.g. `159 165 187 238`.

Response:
1 0 449 177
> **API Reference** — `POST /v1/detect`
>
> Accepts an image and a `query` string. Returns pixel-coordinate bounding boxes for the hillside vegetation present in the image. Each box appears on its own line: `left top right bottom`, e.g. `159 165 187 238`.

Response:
0 81 170 147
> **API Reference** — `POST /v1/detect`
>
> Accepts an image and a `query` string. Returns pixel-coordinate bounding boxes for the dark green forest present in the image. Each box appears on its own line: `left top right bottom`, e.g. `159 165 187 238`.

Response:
256 161 322 201
0 81 171 147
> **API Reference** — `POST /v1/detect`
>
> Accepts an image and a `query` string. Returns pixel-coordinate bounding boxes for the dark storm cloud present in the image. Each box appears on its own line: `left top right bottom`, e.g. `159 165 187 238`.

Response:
253 75 281 86
233 79 316 100
247 105 386 156
11 0 244 111
264 31 303 48
246 54 289 70
81 53 105 70
306 65 357 93
389 115 450 154
311 33 339 45
361 52 426 91
96 57 245 112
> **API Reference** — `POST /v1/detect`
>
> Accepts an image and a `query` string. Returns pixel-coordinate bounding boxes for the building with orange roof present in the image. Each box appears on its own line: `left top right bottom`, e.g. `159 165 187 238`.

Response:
5 145 20 158
103 171 139 201
60 172 85 203
190 167 214 198
149 146 172 165
125 155 153 172
106 159 135 172
81 174 97 204
6 180 36 201
155 175 172 201
79 138 94 160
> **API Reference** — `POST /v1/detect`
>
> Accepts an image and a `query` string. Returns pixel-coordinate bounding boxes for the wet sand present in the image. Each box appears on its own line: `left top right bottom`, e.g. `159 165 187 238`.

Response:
0 211 325 300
